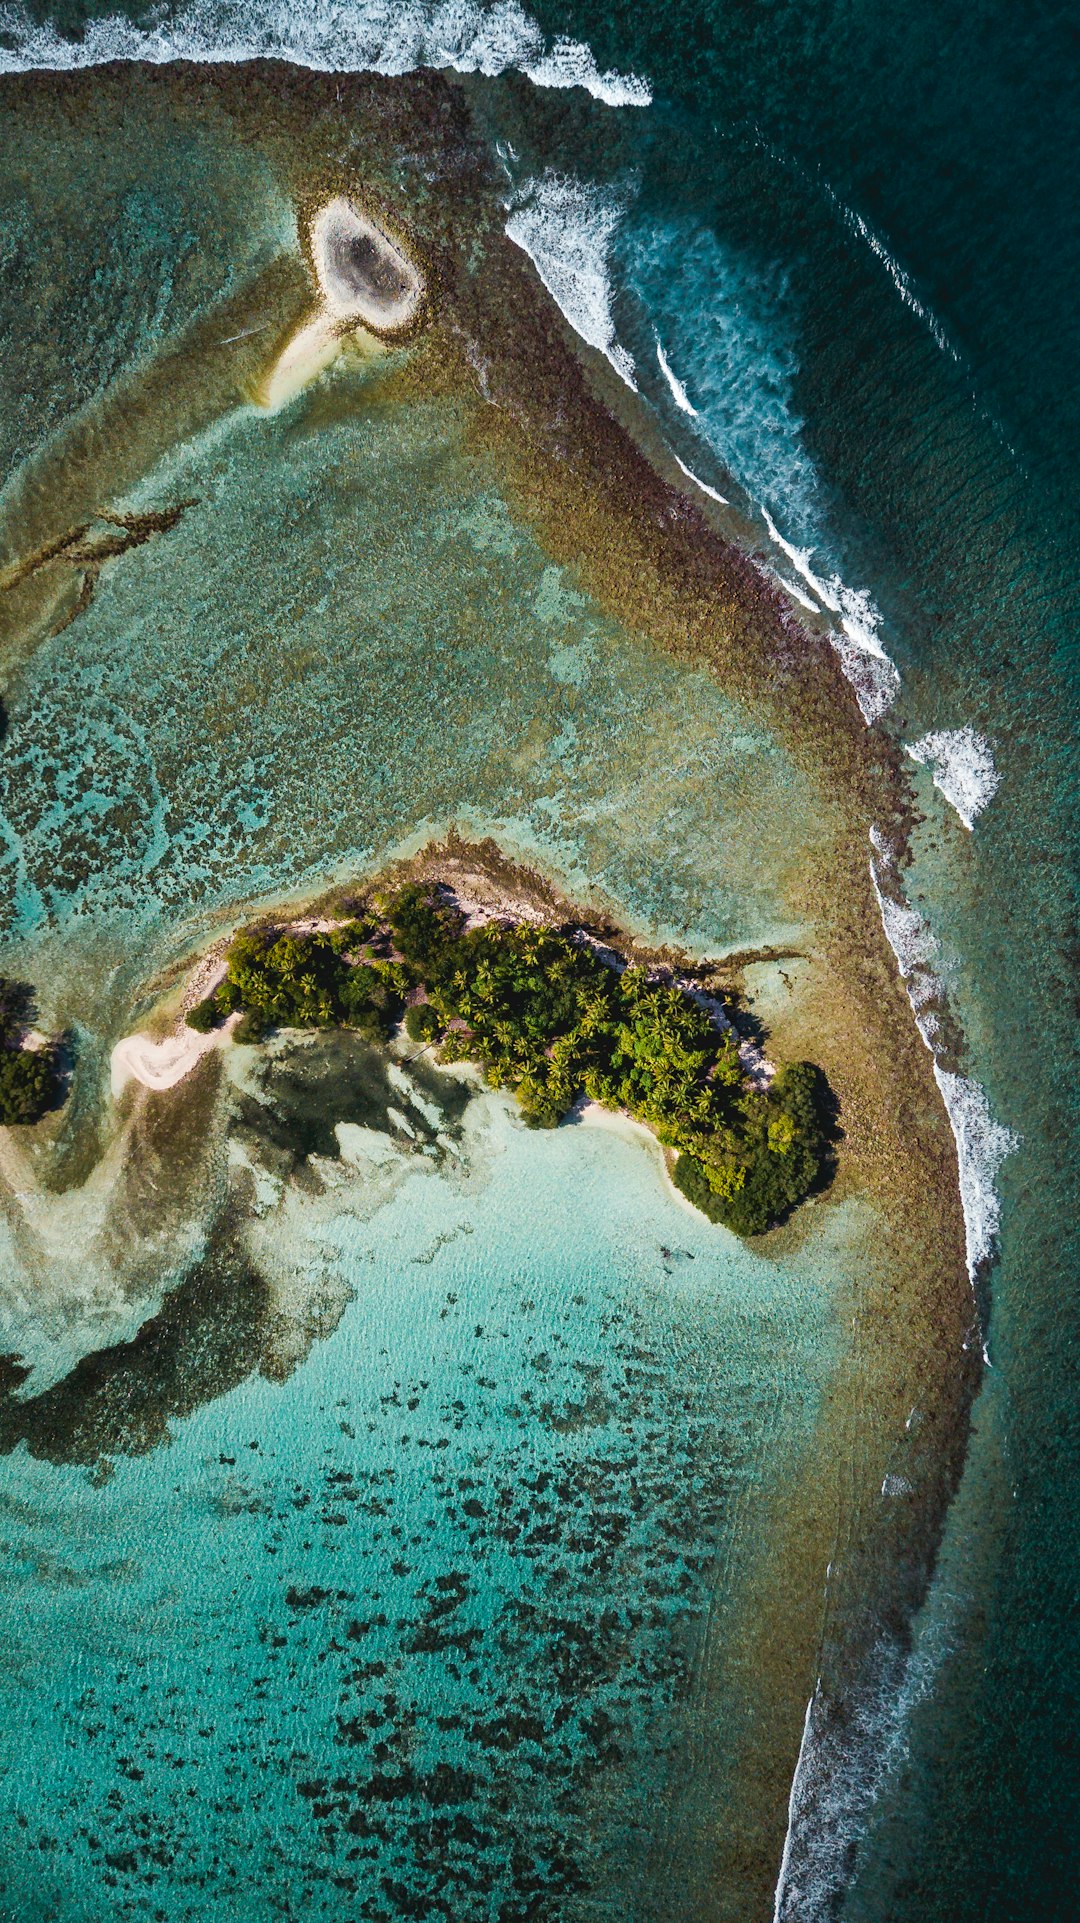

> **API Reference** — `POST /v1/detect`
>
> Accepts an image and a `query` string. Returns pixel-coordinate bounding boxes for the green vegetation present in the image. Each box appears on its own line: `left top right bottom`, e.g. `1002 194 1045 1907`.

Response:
404 1002 443 1043
0 976 60 1126
184 996 220 1033
671 1062 828 1236
213 886 828 1236
214 922 405 1045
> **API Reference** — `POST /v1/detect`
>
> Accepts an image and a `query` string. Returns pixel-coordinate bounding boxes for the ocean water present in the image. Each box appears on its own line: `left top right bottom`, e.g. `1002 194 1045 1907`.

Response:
0 4 1077 1921
0 1083 856 1923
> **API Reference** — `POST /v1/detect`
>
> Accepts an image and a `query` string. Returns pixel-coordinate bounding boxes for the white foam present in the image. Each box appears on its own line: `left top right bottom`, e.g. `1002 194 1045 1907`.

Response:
625 220 822 534
672 452 728 505
826 189 960 363
760 505 900 724
655 338 698 415
505 172 638 391
773 1688 818 1923
906 727 1000 831
767 567 819 614
771 1628 951 1923
931 1066 1017 1281
870 834 1017 1278
0 0 651 105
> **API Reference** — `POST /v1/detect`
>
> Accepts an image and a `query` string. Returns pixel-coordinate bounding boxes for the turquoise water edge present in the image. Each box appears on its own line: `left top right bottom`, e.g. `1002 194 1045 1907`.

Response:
0 3 1077 1920
0 1094 848 1921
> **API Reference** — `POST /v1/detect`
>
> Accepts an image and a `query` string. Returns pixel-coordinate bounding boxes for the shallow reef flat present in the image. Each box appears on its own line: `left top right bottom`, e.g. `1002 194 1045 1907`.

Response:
0 59 975 1922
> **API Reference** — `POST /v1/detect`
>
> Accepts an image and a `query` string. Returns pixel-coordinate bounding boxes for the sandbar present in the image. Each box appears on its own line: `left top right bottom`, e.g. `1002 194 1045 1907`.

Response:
311 198 424 333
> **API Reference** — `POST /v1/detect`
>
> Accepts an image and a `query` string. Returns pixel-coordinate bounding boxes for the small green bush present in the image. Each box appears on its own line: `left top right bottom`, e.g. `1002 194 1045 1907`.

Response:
234 1009 268 1045
214 977 242 1016
0 974 61 1125
0 1046 57 1125
404 1002 442 1043
185 997 219 1033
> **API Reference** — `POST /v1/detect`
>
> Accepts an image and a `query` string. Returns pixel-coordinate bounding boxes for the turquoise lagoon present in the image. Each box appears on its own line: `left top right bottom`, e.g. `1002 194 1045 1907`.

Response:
0 1081 853 1921
0 384 819 1032
0 73 863 1919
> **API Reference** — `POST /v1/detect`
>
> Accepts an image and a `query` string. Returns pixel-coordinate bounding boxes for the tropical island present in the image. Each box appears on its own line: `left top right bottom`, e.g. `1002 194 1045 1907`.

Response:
185 881 830 1237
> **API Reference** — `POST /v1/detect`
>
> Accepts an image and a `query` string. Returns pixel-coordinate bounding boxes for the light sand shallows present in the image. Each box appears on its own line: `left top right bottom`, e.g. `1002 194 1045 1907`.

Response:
110 1013 239 1097
261 198 424 411
311 199 423 331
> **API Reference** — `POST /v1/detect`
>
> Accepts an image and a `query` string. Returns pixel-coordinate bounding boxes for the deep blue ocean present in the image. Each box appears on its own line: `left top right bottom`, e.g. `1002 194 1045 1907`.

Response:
0 4 1077 1920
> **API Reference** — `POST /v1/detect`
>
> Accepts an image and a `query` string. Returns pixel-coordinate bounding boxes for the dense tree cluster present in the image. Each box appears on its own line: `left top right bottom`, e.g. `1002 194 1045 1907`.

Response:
0 976 60 1126
195 919 408 1044
210 885 828 1236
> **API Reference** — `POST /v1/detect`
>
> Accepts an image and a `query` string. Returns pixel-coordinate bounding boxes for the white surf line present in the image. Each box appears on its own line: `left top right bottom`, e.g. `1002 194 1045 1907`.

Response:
772 1686 818 1923
906 727 1000 832
0 0 652 107
505 171 639 393
655 337 698 415
672 452 728 505
765 565 819 613
869 829 1018 1299
760 504 900 724
824 187 960 364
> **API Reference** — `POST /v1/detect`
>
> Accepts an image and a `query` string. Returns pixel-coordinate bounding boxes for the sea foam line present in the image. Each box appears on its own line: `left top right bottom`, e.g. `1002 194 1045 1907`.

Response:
773 1688 818 1922
825 187 961 364
760 505 900 724
869 830 1017 1280
0 0 651 106
906 726 1000 831
655 338 698 415
672 453 728 505
505 171 638 391
772 1616 959 1923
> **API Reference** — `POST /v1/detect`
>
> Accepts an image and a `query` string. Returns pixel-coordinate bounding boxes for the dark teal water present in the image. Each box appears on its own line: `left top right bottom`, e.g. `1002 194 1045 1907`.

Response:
0 3 1077 1920
540 5 1080 1917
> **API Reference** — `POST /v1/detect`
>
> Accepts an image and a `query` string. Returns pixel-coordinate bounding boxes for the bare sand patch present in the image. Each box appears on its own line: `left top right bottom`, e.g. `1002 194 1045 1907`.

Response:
261 197 424 410
111 1011 238 1097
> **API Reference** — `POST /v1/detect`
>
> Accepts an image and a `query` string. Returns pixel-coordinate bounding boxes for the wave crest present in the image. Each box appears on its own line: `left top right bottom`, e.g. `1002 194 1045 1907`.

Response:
906 726 1000 831
505 171 638 390
0 0 651 105
761 507 900 724
870 834 1017 1278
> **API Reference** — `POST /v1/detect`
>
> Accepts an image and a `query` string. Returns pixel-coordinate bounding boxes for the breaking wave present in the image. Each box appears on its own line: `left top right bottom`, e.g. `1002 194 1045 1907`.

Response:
618 218 900 723
655 337 698 415
906 726 1000 831
623 220 820 531
0 0 651 105
672 453 728 505
773 1610 960 1923
825 187 961 364
505 171 639 390
870 829 1017 1279
761 507 900 724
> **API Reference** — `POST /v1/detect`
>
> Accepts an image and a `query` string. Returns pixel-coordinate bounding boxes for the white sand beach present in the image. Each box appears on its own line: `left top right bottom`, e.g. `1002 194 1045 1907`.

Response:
261 196 424 411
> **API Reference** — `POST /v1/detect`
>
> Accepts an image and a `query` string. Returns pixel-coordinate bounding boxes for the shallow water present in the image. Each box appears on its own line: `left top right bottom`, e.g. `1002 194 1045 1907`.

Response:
0 386 817 1027
0 1091 849 1922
